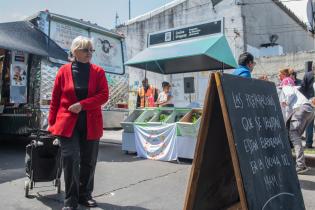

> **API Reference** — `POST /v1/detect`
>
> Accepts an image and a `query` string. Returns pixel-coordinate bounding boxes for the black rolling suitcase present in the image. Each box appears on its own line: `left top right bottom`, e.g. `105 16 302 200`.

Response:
24 130 62 198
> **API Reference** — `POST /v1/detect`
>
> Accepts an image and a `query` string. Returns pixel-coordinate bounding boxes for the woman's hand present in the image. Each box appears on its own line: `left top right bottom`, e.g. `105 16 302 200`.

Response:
281 101 287 107
68 102 82 114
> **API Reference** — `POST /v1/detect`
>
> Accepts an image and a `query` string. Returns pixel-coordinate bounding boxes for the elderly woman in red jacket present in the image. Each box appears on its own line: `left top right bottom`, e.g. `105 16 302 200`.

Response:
48 36 109 210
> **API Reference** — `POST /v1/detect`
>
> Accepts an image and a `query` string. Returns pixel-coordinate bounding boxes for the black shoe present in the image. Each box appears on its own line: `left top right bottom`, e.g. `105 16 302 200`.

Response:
79 198 97 207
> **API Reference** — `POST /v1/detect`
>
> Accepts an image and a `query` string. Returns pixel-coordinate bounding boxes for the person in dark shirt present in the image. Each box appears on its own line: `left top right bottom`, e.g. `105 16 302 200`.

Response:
49 36 109 210
289 68 302 86
300 67 315 148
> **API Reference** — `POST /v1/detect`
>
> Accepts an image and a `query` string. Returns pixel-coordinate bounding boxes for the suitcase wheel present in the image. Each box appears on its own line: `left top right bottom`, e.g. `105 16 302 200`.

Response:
24 180 30 198
55 179 61 194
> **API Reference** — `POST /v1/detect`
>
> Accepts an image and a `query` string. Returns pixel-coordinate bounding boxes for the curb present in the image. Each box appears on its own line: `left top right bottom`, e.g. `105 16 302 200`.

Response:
293 155 315 168
305 155 315 168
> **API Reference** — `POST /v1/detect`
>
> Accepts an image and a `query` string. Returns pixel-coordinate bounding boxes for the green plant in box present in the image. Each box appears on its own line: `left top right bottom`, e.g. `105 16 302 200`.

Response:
159 114 168 122
191 112 201 123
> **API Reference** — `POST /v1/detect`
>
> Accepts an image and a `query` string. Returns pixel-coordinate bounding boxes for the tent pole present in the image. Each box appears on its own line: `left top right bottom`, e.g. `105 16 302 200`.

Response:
155 61 164 74
221 62 224 73
145 63 147 79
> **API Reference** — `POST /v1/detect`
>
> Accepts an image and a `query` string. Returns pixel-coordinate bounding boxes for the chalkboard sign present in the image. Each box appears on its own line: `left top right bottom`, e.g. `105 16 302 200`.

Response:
184 73 305 210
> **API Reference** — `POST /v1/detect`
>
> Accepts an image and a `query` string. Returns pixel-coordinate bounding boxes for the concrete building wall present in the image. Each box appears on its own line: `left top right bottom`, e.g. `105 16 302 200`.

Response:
242 0 314 54
118 0 315 109
118 0 244 108
253 51 315 83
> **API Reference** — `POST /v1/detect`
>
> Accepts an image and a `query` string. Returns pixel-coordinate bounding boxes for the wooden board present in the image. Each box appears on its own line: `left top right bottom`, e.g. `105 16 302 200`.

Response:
184 74 240 210
184 73 305 210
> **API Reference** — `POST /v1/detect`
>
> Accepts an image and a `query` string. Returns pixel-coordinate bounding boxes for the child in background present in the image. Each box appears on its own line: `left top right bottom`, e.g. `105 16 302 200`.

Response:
156 81 174 107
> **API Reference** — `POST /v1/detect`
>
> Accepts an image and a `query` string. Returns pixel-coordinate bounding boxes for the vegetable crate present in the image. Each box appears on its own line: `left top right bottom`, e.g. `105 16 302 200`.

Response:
177 109 202 137
147 108 174 126
134 108 160 126
120 109 146 133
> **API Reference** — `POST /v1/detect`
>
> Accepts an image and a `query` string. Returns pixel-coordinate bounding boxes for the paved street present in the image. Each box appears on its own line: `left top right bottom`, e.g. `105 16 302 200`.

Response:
0 130 315 210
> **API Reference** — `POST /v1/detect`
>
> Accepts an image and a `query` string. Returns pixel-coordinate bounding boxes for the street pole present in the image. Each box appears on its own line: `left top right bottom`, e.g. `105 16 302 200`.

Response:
129 0 131 20
115 12 119 27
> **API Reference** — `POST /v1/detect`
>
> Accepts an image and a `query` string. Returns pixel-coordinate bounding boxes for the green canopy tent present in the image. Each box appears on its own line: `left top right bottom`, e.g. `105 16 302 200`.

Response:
125 35 237 74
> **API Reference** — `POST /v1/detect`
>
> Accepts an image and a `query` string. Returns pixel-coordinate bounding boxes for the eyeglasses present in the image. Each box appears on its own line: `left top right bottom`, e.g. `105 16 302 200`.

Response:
78 48 95 53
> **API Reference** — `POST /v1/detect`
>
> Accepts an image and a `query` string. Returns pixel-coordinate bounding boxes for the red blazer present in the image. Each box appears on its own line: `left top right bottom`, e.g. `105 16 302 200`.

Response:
48 63 109 140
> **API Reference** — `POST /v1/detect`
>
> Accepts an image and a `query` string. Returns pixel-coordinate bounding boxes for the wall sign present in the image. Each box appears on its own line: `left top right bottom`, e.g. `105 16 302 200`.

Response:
149 19 223 46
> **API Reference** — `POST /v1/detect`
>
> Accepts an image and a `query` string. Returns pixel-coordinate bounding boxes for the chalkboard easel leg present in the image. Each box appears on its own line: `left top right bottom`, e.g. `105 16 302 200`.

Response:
226 202 242 210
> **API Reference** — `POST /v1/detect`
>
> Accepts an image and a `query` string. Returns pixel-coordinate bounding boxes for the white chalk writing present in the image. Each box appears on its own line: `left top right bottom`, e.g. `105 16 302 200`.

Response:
242 117 255 132
264 175 279 191
232 92 243 109
281 154 291 166
262 116 281 131
265 155 282 169
244 93 277 111
260 135 284 150
250 160 259 174
243 138 259 155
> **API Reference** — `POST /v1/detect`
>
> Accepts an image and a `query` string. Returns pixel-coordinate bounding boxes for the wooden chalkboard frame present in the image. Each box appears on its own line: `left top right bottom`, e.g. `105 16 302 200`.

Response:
215 73 248 210
184 73 247 210
184 72 305 210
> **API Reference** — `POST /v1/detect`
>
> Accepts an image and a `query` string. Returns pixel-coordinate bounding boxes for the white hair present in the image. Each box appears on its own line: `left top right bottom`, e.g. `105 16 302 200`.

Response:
70 36 93 56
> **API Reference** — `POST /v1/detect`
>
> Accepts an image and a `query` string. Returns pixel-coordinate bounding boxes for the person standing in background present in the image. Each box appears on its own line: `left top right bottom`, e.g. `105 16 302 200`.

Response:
300 66 315 149
279 83 314 174
155 81 174 107
232 52 255 78
136 78 158 108
289 68 302 86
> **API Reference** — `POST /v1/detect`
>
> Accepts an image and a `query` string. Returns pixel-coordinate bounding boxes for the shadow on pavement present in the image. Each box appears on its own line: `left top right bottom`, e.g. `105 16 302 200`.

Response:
299 168 315 191
97 142 142 163
82 203 150 210
35 192 64 209
35 193 149 210
301 168 315 176
0 138 29 184
299 179 315 191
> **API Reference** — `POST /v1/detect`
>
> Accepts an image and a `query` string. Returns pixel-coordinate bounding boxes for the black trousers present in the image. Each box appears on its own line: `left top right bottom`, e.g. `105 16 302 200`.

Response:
59 113 99 208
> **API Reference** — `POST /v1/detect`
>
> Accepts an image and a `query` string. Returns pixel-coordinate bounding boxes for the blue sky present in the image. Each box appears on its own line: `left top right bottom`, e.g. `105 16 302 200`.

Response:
1 0 174 29
1 0 310 29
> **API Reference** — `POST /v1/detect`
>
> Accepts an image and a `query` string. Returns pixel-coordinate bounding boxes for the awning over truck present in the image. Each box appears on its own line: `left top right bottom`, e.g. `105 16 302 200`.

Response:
0 21 68 61
125 35 237 74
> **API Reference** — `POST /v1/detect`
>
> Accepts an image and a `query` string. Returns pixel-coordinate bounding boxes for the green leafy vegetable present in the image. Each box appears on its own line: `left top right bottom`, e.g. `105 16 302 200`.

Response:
191 112 201 123
159 114 168 122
